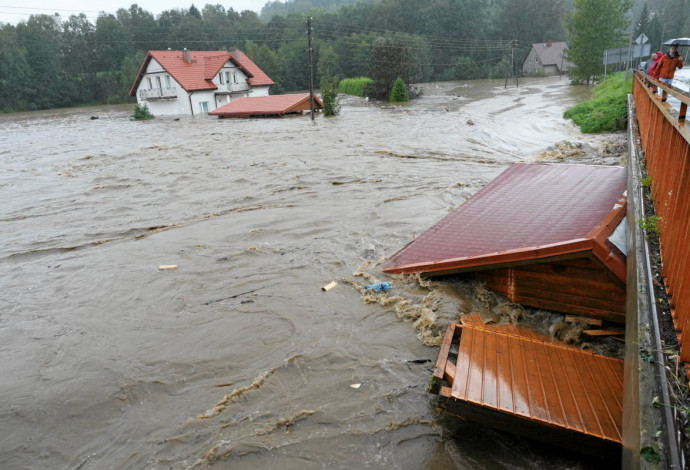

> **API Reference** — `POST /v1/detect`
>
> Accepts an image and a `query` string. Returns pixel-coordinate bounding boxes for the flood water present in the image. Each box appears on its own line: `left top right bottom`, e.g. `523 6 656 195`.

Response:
1 77 619 469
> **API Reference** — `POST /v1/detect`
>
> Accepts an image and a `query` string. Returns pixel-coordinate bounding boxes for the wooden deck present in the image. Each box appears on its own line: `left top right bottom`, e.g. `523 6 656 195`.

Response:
431 315 623 461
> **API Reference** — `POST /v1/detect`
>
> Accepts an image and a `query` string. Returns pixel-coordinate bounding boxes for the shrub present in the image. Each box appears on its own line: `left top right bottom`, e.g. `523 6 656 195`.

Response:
131 103 154 120
338 77 373 97
389 77 409 103
563 72 631 133
320 76 340 117
363 80 389 100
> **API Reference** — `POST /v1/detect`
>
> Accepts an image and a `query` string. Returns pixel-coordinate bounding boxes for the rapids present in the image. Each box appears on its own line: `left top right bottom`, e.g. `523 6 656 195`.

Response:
0 77 624 469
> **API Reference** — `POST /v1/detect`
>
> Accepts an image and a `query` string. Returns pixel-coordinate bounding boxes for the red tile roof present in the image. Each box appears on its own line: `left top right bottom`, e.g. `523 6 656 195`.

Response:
129 50 274 96
382 163 627 278
209 93 323 118
230 49 275 87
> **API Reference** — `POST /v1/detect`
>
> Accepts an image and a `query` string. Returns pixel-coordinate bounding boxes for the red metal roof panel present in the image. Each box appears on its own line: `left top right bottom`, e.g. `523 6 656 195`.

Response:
383 163 627 274
209 94 322 117
436 318 623 444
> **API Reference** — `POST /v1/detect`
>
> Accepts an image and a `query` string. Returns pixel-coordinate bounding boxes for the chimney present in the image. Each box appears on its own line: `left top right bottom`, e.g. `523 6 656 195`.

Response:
183 48 191 64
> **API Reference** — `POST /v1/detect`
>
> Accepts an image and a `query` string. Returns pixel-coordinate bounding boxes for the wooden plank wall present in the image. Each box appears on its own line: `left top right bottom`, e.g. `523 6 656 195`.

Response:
633 73 690 361
477 256 626 323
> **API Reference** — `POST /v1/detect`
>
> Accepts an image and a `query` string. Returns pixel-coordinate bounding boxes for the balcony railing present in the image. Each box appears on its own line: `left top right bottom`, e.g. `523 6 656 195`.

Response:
139 87 177 100
217 82 250 93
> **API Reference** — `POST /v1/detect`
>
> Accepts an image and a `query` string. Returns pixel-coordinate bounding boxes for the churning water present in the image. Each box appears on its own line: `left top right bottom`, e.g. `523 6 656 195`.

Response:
0 77 622 469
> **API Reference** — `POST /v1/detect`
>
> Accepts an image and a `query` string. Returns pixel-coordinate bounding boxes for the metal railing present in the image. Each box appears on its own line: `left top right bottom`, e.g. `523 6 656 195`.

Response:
633 70 690 361
218 82 249 93
139 87 177 100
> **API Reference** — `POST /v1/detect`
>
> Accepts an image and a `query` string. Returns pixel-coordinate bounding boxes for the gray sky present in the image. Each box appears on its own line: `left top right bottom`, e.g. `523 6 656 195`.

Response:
0 0 268 25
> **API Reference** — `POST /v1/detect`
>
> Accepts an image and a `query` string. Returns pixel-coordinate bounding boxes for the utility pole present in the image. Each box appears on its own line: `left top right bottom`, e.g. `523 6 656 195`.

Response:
307 16 315 121
505 40 519 88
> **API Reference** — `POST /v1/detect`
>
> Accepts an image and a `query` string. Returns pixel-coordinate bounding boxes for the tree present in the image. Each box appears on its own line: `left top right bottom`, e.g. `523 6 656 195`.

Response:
497 0 567 66
0 24 31 111
316 44 339 83
15 14 64 109
244 40 279 84
633 3 651 39
366 35 422 99
567 0 634 84
320 75 340 116
389 77 409 102
94 14 129 71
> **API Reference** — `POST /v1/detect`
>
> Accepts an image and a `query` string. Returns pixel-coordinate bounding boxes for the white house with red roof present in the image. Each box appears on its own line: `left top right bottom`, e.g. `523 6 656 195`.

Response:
129 49 274 116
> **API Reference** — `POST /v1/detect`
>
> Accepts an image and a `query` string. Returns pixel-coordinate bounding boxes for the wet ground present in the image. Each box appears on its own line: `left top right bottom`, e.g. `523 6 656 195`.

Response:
0 77 626 469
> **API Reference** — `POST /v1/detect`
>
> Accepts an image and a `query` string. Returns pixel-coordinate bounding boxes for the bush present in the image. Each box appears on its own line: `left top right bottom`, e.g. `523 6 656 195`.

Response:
389 77 409 103
131 103 154 120
564 72 631 133
320 76 340 117
338 77 373 97
362 80 390 100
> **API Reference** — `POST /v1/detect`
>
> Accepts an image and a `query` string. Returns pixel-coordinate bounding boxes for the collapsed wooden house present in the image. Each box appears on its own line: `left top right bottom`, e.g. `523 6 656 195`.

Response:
382 163 627 324
383 163 628 459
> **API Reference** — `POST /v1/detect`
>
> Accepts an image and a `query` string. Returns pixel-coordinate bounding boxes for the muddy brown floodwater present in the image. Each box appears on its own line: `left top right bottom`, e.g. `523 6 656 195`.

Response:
1 77 626 469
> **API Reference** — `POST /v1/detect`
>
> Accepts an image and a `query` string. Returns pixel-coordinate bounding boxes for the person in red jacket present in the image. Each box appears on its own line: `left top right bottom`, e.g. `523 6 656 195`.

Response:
653 45 685 99
646 51 663 92
647 51 663 76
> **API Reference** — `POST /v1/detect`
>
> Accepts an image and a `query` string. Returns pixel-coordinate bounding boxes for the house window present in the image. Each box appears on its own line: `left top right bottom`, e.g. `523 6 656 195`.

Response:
232 72 238 84
165 75 172 88
147 77 153 89
199 101 209 113
219 72 225 84
225 72 232 84
156 76 162 89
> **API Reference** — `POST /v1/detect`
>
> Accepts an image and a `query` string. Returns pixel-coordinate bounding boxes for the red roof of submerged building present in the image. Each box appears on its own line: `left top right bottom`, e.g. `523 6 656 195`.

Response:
382 163 627 280
432 316 624 460
129 50 274 96
209 93 323 118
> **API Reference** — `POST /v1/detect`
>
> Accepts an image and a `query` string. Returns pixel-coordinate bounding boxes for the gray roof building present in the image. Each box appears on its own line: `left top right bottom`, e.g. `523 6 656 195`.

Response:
522 41 573 76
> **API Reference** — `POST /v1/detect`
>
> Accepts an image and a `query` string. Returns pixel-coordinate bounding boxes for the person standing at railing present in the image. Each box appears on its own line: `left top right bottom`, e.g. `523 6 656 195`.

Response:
646 51 663 92
653 44 685 101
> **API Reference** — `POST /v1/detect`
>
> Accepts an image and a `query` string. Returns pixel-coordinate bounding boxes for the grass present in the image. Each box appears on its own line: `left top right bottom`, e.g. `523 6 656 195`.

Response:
564 72 632 133
638 215 661 236
338 77 373 97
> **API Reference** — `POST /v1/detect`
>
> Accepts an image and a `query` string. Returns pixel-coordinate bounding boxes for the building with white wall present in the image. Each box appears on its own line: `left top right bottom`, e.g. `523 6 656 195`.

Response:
129 49 274 116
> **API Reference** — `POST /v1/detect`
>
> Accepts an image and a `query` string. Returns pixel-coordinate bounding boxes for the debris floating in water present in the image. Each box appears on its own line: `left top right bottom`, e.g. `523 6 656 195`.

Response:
322 280 338 291
350 383 361 389
158 265 178 270
364 282 391 292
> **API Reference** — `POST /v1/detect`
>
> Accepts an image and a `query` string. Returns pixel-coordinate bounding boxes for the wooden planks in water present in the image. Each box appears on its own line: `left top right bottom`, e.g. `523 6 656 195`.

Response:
431 316 623 461
476 256 626 323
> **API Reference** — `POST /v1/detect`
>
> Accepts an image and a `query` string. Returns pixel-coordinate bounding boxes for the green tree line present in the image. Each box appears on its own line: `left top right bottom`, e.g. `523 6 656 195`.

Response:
0 0 686 112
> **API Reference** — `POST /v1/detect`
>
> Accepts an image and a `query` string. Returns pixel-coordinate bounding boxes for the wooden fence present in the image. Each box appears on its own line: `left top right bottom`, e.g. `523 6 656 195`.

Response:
632 71 690 362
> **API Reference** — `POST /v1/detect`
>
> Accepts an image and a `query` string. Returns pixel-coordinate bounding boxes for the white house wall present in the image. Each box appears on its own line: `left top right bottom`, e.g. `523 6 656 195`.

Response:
251 86 270 97
135 59 191 116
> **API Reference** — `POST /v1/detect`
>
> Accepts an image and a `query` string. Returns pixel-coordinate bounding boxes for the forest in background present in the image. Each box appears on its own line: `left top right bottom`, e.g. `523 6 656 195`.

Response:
0 0 687 112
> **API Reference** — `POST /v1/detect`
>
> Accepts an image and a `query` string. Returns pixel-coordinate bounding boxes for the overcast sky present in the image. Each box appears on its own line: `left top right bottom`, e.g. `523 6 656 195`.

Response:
0 0 268 25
